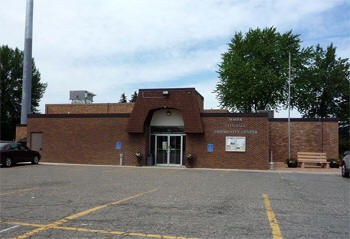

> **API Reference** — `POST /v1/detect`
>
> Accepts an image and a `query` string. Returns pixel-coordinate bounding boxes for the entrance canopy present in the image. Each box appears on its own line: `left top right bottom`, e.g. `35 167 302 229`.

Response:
150 109 184 127
127 88 204 133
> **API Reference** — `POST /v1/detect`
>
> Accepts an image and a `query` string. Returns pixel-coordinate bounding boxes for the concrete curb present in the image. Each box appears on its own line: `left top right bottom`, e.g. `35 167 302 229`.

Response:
39 162 340 175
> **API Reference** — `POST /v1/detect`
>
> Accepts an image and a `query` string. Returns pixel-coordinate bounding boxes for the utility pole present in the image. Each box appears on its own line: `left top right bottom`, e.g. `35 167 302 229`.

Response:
20 0 34 125
288 52 291 160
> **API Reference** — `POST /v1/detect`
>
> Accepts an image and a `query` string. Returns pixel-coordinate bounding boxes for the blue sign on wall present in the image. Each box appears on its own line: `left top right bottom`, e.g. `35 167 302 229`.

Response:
116 142 121 149
208 144 213 152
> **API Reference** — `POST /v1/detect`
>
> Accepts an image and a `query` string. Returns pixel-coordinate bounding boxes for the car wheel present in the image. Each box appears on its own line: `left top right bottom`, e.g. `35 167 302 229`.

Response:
5 157 13 167
341 163 349 178
32 156 39 165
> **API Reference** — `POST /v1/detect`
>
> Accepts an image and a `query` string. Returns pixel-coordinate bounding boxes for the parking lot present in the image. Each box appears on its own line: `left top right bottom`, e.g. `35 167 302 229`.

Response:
0 164 349 239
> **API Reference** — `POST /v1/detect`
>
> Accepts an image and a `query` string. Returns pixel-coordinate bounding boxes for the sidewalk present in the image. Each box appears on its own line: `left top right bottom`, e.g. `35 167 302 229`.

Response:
274 162 341 173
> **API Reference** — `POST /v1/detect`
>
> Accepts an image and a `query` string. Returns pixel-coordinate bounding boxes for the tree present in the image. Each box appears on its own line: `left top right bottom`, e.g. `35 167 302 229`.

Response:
0 45 47 140
292 44 350 155
119 93 127 103
129 91 138 103
215 27 311 112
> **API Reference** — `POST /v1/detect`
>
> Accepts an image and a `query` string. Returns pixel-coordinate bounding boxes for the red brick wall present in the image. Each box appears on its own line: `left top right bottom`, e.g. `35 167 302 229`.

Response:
187 115 270 169
27 116 146 165
128 88 204 133
15 125 27 142
26 114 338 168
269 120 338 161
45 103 134 114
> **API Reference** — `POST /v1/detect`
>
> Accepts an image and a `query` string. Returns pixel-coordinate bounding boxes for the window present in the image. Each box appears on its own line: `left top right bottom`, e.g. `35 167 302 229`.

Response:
19 144 28 151
9 144 19 150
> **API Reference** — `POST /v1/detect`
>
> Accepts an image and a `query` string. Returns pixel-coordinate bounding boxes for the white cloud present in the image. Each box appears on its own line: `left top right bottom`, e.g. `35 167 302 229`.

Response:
0 0 348 114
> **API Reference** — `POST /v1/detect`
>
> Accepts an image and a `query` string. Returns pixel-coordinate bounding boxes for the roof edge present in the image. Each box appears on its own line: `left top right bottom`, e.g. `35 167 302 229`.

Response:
28 113 130 118
201 112 269 117
139 88 204 99
269 118 338 122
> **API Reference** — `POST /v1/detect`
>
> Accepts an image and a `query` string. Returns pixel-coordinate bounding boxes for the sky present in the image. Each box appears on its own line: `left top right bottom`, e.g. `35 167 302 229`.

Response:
1 0 349 117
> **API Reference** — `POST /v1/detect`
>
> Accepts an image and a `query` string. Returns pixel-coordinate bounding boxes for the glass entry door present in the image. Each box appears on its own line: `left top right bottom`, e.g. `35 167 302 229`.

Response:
155 135 184 166
156 135 168 165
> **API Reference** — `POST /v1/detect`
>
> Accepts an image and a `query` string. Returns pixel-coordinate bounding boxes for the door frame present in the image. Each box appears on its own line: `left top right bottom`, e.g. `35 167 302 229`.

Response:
153 134 185 166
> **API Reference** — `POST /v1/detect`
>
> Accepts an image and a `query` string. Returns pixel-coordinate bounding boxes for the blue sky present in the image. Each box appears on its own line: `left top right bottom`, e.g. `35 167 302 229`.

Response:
1 0 349 117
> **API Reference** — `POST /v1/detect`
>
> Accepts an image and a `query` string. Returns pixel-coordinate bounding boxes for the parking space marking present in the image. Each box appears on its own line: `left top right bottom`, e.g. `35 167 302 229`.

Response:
14 188 159 239
0 225 20 234
262 194 283 239
278 173 284 180
6 221 198 239
7 222 46 227
0 187 39 196
54 225 197 239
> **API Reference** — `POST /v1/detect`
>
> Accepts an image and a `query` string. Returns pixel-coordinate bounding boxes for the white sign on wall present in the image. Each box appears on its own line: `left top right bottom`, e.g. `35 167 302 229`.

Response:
226 136 246 152
162 141 167 150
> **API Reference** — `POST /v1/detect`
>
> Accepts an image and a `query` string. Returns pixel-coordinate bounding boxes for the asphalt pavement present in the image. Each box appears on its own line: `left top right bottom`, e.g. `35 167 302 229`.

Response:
0 163 349 239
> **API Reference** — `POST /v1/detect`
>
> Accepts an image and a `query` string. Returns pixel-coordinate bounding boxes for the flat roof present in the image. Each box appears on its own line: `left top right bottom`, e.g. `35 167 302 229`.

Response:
139 88 204 99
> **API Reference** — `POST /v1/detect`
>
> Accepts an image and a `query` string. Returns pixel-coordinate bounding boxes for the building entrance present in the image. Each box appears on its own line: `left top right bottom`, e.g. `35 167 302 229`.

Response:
153 134 185 166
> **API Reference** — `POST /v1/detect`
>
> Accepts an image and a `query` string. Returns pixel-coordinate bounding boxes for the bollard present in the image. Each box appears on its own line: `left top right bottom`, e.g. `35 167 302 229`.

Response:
120 153 123 166
269 151 274 170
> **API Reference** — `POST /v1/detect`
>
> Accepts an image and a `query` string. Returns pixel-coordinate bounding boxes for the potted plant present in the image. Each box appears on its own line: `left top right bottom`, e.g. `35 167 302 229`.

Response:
328 158 341 168
286 158 298 168
185 152 194 168
135 152 143 166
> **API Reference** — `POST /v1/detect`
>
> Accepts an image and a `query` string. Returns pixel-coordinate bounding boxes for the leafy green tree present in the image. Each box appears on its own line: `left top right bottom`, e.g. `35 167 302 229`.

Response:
0 45 47 140
129 91 138 103
292 44 350 155
215 27 311 112
119 93 127 103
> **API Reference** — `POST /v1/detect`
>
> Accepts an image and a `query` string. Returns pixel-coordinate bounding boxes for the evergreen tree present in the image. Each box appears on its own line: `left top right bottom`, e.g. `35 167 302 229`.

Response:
119 93 127 103
129 91 138 103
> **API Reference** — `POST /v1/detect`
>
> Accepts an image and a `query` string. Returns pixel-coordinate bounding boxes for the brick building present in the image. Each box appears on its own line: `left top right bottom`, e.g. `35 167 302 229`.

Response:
19 88 338 169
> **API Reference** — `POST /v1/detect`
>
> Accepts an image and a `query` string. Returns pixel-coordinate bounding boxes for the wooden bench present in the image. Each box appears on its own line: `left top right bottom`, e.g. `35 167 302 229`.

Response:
297 152 329 168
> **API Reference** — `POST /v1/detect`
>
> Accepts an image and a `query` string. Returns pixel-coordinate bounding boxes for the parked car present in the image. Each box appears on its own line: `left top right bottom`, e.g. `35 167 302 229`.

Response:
0 143 41 167
342 151 350 178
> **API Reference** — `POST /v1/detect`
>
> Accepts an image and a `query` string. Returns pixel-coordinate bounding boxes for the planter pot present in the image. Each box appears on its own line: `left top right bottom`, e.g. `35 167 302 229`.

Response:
136 158 143 166
329 162 339 168
185 158 193 168
287 162 297 168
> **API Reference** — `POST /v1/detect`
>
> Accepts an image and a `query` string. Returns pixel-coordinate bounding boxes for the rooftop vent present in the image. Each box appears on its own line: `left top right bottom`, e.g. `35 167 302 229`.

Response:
69 90 96 104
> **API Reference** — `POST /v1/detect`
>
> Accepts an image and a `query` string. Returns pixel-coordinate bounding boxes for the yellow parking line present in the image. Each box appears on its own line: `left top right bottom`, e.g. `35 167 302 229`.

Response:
0 187 39 196
7 221 198 239
262 194 283 239
54 226 198 239
13 188 159 239
278 173 284 180
7 221 46 227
